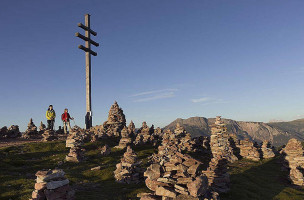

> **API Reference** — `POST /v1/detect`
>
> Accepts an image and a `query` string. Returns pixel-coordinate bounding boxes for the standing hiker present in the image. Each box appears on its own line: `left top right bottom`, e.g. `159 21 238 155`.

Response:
61 108 74 134
46 105 56 130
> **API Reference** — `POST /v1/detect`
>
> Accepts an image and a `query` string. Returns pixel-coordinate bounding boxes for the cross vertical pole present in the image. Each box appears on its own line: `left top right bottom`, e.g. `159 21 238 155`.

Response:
76 14 99 130
85 14 92 129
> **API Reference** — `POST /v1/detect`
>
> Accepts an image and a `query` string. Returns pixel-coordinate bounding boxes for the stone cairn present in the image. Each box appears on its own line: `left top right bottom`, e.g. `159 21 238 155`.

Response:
261 140 275 159
101 144 111 156
128 120 136 138
0 125 21 139
134 122 154 145
65 129 85 162
30 169 74 200
114 146 144 184
209 116 238 163
102 101 126 137
281 138 304 186
23 118 40 139
201 116 235 194
42 130 58 142
115 126 132 149
237 138 260 161
39 121 46 133
153 127 163 137
141 145 213 200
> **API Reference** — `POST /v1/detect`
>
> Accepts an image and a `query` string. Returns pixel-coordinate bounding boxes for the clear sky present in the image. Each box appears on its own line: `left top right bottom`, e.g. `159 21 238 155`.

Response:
1 0 304 131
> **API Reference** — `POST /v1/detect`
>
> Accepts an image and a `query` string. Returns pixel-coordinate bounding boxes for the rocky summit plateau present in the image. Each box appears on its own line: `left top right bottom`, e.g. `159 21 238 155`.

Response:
1 102 304 200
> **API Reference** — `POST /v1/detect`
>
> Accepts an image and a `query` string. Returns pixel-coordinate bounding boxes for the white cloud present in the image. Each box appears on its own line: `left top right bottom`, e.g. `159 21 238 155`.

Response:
191 96 227 105
131 89 177 102
131 89 178 97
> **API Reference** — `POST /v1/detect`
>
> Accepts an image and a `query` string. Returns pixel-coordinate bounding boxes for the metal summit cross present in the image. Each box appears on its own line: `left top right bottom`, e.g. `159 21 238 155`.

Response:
76 14 99 129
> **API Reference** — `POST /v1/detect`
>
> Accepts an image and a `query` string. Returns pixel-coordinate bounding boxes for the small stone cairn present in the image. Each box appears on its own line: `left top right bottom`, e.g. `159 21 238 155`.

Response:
39 121 46 133
261 140 275 159
114 146 143 184
102 101 126 137
42 130 58 142
281 138 304 186
238 138 260 161
141 145 212 200
115 126 132 149
30 169 74 200
128 120 136 137
101 144 111 156
134 122 154 145
23 118 40 139
0 125 21 139
65 129 85 162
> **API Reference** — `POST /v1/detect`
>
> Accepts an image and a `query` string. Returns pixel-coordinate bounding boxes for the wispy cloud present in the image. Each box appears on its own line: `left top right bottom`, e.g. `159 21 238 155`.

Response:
130 89 178 97
131 89 177 102
191 96 227 105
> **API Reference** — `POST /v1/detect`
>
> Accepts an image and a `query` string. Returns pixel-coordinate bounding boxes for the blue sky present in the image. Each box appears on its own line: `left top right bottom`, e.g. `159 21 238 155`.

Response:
1 0 304 131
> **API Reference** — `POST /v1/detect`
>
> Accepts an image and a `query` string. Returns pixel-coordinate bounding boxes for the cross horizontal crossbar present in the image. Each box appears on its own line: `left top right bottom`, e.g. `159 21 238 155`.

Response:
78 45 97 56
75 32 99 47
78 23 97 36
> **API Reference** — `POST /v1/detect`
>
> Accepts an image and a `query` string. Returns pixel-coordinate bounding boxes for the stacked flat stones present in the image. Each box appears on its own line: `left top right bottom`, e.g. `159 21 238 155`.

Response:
102 101 126 137
115 126 132 149
134 122 154 145
281 138 304 186
174 123 196 152
202 116 233 193
237 139 260 161
261 141 275 159
42 130 58 142
142 147 210 200
209 116 238 163
114 146 143 184
23 118 40 139
0 125 21 139
65 129 85 162
128 120 136 138
30 169 74 200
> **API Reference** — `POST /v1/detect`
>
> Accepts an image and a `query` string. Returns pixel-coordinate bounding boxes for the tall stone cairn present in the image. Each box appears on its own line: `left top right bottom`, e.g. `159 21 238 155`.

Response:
237 138 260 161
30 169 75 200
65 129 85 162
23 118 40 139
209 116 238 163
128 120 136 137
134 122 154 145
141 145 213 200
102 101 126 137
115 126 132 149
281 138 304 186
114 146 144 184
261 140 275 159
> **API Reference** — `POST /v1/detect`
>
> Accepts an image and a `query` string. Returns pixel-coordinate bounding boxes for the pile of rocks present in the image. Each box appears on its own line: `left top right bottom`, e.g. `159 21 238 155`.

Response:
281 138 304 186
153 127 163 137
202 157 230 193
115 126 132 149
42 130 58 142
30 169 74 200
23 118 40 139
134 122 154 145
128 120 136 138
39 121 46 134
142 147 212 200
114 146 144 184
238 139 260 161
102 101 126 137
65 129 85 162
261 141 275 159
209 116 238 163
0 125 21 139
101 144 111 156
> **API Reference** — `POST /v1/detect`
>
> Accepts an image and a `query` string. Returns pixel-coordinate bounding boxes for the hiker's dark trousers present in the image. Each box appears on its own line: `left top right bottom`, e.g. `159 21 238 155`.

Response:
47 120 54 130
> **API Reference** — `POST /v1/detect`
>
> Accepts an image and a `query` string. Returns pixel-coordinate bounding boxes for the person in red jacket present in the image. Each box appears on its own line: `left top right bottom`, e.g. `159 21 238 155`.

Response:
61 108 74 134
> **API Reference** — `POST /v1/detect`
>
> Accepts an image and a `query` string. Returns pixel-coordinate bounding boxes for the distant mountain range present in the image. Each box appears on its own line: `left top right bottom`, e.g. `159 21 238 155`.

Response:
164 117 304 146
